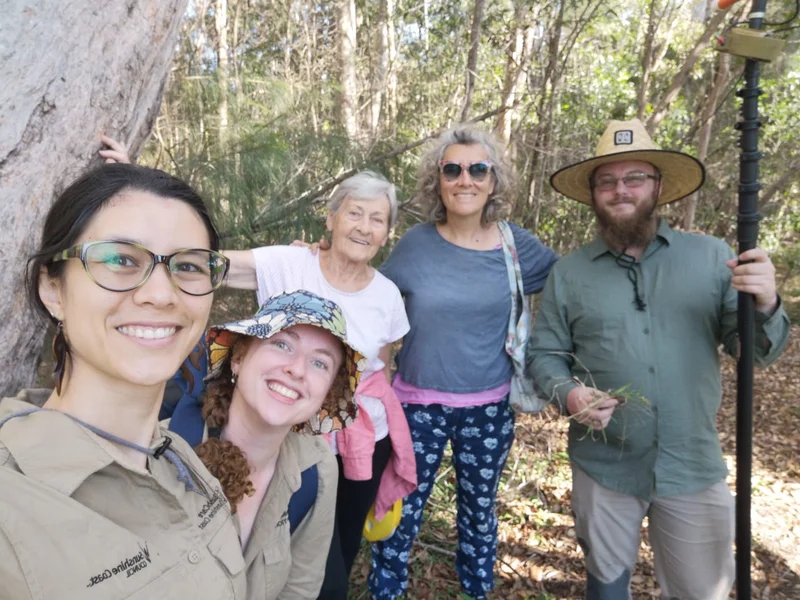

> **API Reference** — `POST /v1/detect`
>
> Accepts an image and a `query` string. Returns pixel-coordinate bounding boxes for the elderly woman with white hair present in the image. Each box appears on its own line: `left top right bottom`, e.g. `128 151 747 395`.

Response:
223 171 416 599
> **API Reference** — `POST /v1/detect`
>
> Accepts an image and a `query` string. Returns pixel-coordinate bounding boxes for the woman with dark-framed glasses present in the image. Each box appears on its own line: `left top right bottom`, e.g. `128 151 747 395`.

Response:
0 164 247 599
369 125 558 599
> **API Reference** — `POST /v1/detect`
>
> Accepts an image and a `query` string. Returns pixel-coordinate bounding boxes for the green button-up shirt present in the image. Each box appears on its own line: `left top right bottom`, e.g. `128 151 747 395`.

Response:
527 220 790 500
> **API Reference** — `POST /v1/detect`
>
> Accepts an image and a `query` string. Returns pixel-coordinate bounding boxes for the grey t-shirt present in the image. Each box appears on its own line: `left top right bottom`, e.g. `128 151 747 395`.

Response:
380 222 557 393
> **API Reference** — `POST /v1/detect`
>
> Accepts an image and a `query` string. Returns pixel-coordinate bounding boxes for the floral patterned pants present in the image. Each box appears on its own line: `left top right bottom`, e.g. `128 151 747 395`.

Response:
368 400 515 599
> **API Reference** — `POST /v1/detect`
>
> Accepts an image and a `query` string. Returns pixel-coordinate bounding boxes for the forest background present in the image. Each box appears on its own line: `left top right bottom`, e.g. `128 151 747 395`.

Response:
140 0 800 330
2 0 799 597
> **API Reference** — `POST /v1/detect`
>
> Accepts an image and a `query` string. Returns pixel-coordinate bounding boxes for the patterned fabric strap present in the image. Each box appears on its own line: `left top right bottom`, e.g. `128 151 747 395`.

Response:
0 407 202 494
497 221 528 366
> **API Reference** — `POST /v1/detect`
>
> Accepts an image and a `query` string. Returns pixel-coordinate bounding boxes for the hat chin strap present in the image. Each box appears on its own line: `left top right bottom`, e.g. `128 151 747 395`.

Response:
593 197 658 313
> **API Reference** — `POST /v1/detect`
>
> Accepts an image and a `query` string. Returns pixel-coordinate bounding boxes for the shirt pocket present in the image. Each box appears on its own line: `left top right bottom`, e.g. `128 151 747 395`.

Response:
125 522 246 600
126 562 190 600
259 524 291 599
208 515 247 594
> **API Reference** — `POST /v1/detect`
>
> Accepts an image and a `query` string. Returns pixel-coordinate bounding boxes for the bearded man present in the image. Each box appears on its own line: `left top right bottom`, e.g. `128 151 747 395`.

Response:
527 119 790 600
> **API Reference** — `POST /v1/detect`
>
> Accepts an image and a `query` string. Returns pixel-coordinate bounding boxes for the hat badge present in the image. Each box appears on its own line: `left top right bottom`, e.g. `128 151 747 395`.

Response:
614 130 633 146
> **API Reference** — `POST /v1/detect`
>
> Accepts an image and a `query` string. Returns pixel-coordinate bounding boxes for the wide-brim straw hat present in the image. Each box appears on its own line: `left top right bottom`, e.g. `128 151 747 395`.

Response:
205 290 367 435
550 119 705 205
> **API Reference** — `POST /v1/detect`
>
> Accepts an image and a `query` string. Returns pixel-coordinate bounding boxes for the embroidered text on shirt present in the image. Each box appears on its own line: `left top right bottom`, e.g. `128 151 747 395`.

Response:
276 510 289 528
198 487 226 529
86 543 152 587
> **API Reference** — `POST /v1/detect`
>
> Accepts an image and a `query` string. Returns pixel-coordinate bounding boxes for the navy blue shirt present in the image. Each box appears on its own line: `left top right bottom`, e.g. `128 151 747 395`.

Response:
380 222 557 393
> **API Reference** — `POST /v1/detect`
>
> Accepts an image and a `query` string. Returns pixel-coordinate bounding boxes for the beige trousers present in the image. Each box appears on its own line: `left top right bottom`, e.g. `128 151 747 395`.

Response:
571 465 735 600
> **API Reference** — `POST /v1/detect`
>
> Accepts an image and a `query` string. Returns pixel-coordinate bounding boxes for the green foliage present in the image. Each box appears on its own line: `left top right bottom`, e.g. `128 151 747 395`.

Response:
136 0 799 304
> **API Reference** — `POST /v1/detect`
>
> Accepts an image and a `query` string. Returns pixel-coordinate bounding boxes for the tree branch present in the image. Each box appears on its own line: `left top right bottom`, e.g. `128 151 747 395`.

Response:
236 104 513 239
760 161 800 215
646 8 727 134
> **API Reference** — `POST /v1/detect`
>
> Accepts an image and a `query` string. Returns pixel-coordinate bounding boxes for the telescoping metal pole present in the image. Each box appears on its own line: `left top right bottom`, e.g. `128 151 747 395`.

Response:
734 1 767 597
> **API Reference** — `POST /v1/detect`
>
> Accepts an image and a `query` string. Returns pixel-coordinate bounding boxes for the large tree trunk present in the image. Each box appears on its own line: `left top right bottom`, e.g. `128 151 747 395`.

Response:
0 0 190 397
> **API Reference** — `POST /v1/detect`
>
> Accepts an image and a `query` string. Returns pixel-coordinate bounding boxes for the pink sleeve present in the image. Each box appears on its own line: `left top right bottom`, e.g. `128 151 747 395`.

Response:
336 398 376 481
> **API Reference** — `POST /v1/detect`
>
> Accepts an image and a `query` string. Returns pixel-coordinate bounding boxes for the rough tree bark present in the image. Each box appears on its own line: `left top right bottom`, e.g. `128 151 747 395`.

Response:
525 0 565 224
636 0 679 121
0 0 190 397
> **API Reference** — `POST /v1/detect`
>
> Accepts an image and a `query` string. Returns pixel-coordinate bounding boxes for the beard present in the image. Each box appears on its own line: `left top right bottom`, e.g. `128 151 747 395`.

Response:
592 191 659 251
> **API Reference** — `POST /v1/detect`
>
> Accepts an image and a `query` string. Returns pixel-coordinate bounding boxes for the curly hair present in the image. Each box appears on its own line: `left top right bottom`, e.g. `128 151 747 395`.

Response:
415 124 515 225
194 336 351 510
195 341 254 512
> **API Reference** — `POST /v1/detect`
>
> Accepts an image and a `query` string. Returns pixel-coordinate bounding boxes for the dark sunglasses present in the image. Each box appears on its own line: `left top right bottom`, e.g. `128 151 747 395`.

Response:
438 160 494 182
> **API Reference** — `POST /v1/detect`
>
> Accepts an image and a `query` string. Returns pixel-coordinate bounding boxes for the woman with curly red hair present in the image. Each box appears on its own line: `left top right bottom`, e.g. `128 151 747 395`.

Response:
186 290 365 600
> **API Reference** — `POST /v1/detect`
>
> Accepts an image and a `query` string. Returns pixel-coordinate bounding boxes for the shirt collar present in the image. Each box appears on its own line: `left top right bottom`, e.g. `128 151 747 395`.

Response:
276 433 304 493
586 218 674 261
0 392 164 497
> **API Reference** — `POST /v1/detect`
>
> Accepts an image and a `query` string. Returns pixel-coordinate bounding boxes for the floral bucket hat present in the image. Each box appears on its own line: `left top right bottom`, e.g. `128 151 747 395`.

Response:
206 290 366 434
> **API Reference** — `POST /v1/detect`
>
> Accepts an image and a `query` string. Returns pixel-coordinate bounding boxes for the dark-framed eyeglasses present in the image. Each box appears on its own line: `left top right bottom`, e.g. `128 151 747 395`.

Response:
439 160 494 182
591 172 659 192
50 240 230 296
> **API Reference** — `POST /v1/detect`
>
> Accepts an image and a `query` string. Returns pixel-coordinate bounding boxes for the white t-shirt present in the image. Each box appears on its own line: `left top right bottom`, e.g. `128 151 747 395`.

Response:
252 246 410 447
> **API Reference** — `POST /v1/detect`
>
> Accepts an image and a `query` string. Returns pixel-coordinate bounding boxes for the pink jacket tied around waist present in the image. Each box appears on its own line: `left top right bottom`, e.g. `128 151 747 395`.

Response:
336 371 417 520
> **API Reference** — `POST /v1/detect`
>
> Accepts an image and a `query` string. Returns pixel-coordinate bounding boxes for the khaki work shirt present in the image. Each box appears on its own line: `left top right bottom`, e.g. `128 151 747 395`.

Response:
0 391 247 600
241 432 337 600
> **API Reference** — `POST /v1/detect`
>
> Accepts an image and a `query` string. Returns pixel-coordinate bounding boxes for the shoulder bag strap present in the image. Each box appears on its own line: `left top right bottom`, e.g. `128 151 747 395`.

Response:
497 221 525 358
289 464 319 534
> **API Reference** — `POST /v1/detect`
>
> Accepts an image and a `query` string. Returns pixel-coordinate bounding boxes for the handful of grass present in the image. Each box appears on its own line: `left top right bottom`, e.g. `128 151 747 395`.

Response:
572 381 651 443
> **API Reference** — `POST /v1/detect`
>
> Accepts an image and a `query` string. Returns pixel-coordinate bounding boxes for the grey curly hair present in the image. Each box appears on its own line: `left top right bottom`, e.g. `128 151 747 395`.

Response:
415 125 515 225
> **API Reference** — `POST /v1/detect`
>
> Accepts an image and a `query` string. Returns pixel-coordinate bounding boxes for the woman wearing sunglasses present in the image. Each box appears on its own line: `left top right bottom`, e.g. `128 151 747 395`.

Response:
0 164 246 599
369 125 558 600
